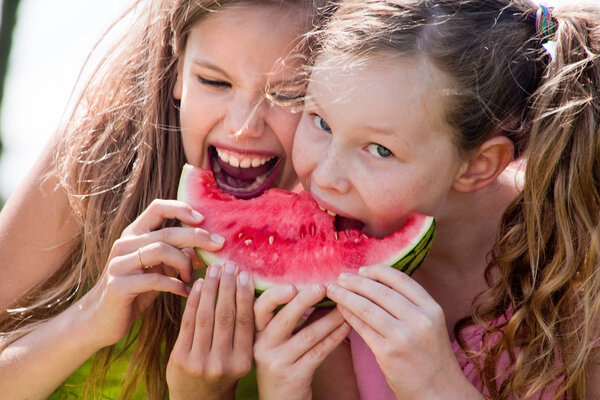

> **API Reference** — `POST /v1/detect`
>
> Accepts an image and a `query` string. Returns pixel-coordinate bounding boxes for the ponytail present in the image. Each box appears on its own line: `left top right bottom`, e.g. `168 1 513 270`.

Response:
473 3 600 399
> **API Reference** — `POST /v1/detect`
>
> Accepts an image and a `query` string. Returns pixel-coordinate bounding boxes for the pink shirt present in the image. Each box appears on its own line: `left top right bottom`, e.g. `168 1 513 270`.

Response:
349 318 561 399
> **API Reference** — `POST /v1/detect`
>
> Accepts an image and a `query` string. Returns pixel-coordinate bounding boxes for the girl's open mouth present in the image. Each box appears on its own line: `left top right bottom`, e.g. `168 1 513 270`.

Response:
209 146 281 199
334 215 366 233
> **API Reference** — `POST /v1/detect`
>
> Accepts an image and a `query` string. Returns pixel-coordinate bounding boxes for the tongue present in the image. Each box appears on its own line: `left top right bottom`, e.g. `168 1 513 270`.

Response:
335 215 365 232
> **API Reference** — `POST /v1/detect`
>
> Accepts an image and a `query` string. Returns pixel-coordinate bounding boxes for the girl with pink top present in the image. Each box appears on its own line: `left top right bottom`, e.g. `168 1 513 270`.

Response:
253 0 600 399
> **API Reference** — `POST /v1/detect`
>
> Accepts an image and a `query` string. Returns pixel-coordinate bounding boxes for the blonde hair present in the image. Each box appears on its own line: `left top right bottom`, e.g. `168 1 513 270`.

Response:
0 0 328 398
312 0 600 398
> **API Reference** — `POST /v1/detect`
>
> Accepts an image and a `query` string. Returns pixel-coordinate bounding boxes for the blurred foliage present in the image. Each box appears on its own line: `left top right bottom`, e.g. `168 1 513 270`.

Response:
0 0 21 207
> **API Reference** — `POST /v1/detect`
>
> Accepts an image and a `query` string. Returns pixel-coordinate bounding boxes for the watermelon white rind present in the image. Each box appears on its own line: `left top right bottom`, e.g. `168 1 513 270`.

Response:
177 164 435 306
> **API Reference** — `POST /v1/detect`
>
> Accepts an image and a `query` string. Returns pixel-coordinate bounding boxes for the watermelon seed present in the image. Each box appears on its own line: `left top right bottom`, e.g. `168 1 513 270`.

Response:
269 236 275 245
244 239 252 245
309 223 316 237
238 232 244 239
355 238 360 243
334 232 339 240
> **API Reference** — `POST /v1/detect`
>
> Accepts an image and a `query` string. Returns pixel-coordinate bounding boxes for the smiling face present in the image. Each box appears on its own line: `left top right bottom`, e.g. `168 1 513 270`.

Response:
293 54 467 237
173 4 307 198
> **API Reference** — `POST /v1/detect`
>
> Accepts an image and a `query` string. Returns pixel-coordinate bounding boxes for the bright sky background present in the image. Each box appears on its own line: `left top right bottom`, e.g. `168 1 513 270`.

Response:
0 0 582 201
0 0 129 200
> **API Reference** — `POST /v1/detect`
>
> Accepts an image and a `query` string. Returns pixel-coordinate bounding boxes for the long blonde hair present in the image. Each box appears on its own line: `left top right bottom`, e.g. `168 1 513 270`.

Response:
0 0 327 398
312 0 600 398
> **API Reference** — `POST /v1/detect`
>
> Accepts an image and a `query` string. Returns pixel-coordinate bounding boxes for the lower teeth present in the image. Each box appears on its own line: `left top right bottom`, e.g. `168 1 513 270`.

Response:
212 158 271 193
217 174 268 192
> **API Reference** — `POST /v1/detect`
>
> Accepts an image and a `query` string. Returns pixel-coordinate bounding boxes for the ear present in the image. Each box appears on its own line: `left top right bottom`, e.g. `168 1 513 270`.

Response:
173 59 183 100
452 136 515 193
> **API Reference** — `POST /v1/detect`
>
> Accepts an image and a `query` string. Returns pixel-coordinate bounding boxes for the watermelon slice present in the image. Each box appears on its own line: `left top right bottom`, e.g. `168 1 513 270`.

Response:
177 164 435 305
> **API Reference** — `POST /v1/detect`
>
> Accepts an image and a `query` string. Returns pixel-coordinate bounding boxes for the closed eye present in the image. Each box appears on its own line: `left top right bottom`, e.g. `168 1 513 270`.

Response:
198 76 231 88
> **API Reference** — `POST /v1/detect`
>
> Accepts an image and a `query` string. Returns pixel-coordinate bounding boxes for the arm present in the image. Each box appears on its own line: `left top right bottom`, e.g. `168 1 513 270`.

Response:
0 143 95 399
0 142 78 309
0 144 226 398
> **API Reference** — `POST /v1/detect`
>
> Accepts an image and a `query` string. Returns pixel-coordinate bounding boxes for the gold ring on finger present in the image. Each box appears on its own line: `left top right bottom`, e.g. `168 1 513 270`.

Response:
137 248 151 270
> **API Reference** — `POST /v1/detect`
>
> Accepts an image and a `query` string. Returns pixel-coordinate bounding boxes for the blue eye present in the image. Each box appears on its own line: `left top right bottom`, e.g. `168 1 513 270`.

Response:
366 143 393 158
313 115 331 132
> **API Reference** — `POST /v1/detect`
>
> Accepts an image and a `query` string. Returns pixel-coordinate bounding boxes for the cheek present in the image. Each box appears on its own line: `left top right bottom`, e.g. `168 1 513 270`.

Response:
292 119 319 179
270 109 301 157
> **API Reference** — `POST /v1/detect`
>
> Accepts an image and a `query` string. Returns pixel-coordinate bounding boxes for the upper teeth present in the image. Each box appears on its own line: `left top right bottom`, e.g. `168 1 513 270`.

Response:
319 205 336 217
216 148 274 169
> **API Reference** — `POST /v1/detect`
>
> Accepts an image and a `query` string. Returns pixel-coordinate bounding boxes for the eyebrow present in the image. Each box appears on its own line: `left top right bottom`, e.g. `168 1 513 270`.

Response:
362 125 397 136
191 58 231 79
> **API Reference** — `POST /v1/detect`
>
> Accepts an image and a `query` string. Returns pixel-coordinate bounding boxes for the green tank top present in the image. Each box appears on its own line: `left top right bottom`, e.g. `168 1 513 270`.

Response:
49 339 259 400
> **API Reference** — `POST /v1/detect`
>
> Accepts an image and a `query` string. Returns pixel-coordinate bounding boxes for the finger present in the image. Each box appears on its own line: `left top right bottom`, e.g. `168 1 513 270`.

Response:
117 242 194 283
287 307 347 363
117 226 225 257
358 265 432 307
112 273 191 299
295 315 352 371
233 271 255 353
182 247 205 270
254 285 297 331
124 199 205 235
174 278 204 352
335 271 417 320
326 282 396 338
336 303 385 353
212 262 238 353
192 264 220 353
266 285 327 341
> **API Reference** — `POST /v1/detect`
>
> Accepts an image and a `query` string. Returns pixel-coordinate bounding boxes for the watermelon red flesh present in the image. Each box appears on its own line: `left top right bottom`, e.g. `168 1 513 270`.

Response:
177 164 435 294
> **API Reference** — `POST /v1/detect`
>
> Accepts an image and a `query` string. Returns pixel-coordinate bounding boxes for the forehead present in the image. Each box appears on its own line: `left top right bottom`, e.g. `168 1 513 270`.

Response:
184 4 308 76
308 53 456 141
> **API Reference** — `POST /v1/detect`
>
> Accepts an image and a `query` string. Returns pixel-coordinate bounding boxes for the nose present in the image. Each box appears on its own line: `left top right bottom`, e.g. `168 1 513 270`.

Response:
224 94 266 139
311 144 351 194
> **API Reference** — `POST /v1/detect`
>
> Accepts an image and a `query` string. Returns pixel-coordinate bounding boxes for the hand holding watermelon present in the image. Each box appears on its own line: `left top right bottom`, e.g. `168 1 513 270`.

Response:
167 262 255 400
76 199 226 348
253 284 351 400
327 265 480 399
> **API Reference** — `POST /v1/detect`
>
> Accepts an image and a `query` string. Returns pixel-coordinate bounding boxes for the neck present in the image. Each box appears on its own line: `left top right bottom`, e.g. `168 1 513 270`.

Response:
412 166 522 331
425 167 522 276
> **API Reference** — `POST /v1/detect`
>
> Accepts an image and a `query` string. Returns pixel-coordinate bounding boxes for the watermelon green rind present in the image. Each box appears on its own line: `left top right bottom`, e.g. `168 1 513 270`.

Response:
177 164 436 306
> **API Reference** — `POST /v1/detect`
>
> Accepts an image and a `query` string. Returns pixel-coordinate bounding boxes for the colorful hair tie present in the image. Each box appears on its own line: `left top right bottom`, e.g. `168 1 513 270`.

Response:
535 4 556 42
535 5 558 61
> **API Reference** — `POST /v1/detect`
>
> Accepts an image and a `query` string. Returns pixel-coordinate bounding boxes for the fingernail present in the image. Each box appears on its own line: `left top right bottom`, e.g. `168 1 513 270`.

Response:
314 284 325 295
210 233 225 245
286 284 295 296
191 210 204 222
224 261 236 274
194 278 203 292
338 272 350 281
328 283 338 292
208 265 220 277
238 271 249 285
358 266 367 275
